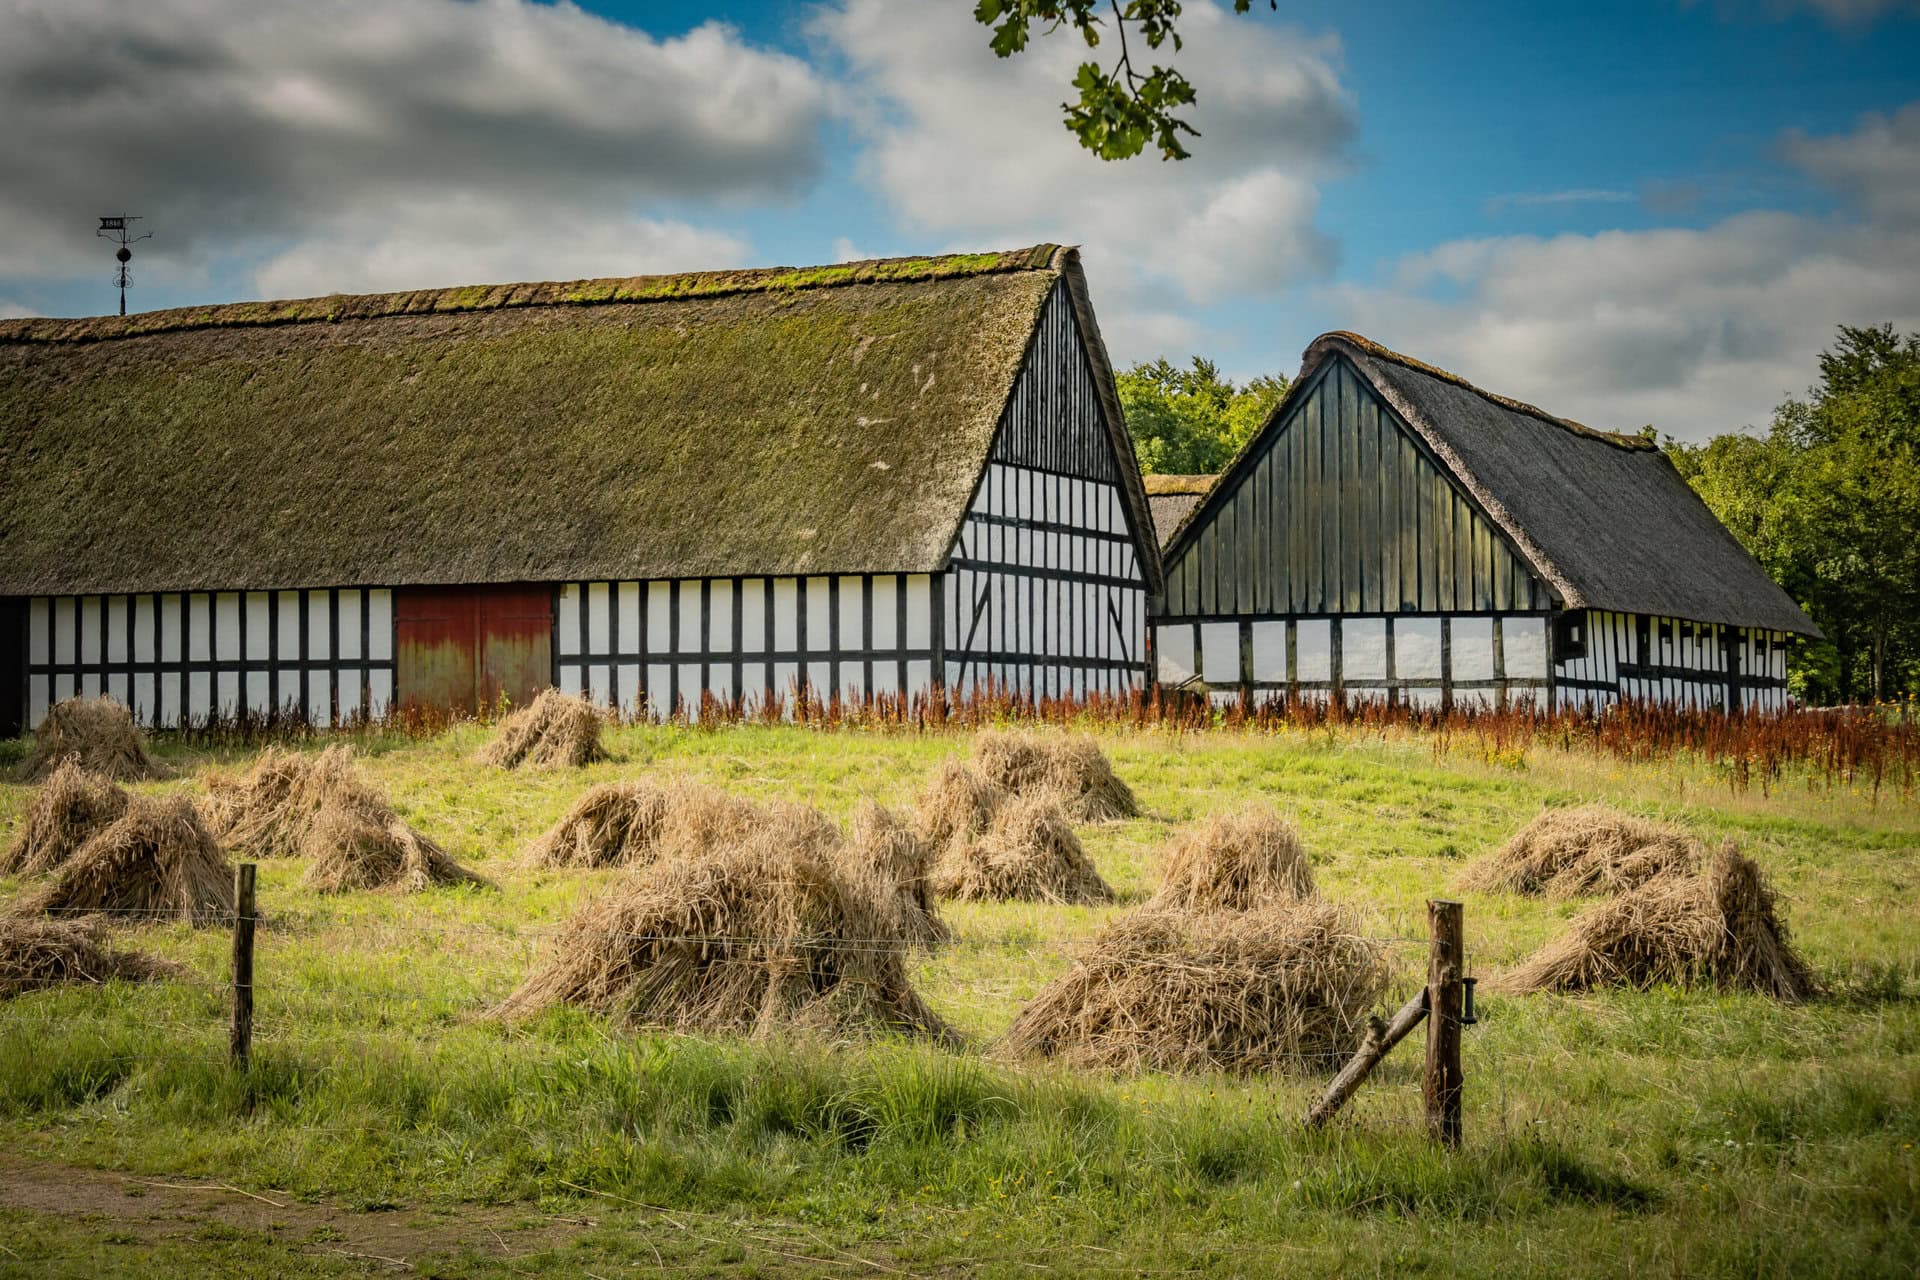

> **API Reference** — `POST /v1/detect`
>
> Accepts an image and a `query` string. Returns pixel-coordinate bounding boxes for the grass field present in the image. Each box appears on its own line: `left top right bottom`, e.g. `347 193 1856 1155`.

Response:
1 720 1916 1278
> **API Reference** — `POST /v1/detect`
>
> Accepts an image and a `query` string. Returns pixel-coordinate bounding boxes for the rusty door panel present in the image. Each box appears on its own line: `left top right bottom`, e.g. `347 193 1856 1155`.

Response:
397 586 553 714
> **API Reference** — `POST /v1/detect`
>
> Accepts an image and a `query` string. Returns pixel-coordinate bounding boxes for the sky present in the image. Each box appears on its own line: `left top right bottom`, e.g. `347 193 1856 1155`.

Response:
2 0 1918 440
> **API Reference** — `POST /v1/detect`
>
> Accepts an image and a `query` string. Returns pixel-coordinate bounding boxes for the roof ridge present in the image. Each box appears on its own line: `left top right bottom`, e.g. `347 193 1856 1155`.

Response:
0 244 1064 346
1309 330 1656 451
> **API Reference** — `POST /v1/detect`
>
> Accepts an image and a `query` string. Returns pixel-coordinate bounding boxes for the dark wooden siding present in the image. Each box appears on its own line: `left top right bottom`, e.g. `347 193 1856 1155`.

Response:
990 280 1118 483
1 597 23 737
1162 357 1554 619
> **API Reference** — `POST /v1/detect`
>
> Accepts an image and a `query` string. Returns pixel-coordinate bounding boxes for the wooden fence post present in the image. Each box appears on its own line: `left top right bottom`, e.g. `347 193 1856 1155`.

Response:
230 863 256 1070
1425 898 1464 1149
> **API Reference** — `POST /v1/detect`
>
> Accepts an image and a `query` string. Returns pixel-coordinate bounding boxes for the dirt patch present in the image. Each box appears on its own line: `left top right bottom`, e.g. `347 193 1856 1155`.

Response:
0 1153 591 1272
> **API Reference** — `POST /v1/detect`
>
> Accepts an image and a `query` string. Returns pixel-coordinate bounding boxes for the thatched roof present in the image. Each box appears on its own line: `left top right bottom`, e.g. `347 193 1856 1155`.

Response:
1168 333 1818 637
0 246 1158 595
1142 474 1216 547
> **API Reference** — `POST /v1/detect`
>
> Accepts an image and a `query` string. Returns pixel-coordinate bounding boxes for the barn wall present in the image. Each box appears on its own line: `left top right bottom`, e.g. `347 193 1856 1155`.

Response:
1 598 24 738
1161 357 1553 620
1155 612 1550 709
1552 610 1791 712
554 574 937 718
22 588 395 728
943 279 1151 698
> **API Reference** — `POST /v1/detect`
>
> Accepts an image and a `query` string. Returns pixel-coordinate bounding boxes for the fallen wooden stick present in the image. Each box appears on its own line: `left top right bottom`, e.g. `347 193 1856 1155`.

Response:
1306 988 1428 1128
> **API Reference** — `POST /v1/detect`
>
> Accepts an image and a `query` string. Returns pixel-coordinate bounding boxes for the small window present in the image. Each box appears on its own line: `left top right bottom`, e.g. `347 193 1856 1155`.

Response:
1552 610 1587 662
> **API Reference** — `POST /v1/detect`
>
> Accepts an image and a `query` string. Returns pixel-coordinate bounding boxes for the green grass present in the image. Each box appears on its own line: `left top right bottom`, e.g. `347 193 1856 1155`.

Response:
1 722 1916 1277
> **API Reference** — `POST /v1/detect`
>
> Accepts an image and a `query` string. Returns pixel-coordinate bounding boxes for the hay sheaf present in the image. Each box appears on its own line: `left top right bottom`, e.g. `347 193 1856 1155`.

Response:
0 916 185 999
1495 845 1818 1001
478 690 609 769
929 793 1115 904
973 731 1138 821
1459 805 1700 898
1 760 130 877
19 697 161 782
20 794 233 926
201 745 485 893
913 758 1009 854
1000 900 1390 1075
494 821 954 1042
845 802 948 946
1151 810 1316 912
525 780 759 870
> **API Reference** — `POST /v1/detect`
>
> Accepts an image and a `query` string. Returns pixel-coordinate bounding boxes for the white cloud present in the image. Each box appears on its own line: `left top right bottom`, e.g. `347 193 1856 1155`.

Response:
0 300 36 319
0 0 833 295
813 0 1354 360
1320 107 1920 441
1484 188 1636 214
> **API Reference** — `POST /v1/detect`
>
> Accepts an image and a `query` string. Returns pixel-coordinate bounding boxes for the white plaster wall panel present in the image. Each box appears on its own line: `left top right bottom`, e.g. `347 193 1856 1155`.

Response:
54 672 75 703
709 583 734 653
771 578 798 652
160 672 182 727
188 671 210 719
672 663 697 715
269 592 295 660
840 662 865 702
906 576 932 649
244 593 270 660
638 665 663 717
616 664 641 717
555 585 581 655
305 677 330 726
805 578 832 652
1504 617 1548 679
368 591 393 660
246 670 271 715
558 664 582 696
675 581 700 652
806 660 831 698
617 583 641 653
29 597 49 665
709 662 734 707
587 582 612 653
1396 618 1443 678
864 576 897 652
106 596 129 663
80 672 102 698
1344 619 1389 681
1296 620 1332 682
740 579 766 652
740 662 766 701
336 591 361 660
772 662 798 702
132 672 155 721
1157 624 1195 684
872 661 899 698
106 671 129 707
648 582 673 653
216 670 241 717
211 594 240 662
79 596 102 664
1452 617 1496 681
838 577 864 651
52 596 77 665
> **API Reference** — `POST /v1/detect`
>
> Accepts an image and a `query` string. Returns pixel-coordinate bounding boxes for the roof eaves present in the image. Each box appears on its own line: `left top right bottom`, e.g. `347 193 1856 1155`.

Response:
0 244 1065 346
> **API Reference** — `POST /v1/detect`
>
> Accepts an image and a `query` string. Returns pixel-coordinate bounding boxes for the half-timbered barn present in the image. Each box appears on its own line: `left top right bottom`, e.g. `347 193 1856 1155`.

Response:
0 246 1159 734
1153 332 1818 711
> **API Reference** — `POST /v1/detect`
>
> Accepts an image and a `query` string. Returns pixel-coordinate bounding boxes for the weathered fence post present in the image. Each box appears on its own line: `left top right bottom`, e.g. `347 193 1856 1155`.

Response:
230 863 256 1070
1424 898 1464 1149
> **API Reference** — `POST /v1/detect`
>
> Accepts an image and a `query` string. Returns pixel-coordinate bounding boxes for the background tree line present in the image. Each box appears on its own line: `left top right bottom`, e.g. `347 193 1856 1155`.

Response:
1120 325 1920 706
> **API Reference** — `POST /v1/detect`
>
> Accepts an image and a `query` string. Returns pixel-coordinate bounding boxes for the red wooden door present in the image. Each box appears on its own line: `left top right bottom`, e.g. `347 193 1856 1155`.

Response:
396 586 553 714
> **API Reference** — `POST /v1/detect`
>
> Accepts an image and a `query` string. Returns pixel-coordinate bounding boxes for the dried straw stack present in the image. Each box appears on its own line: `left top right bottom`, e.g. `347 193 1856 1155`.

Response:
18 794 234 926
1458 805 1700 898
478 689 609 769
494 817 955 1042
201 745 486 893
1150 809 1315 912
1 760 130 877
525 779 759 870
844 802 948 946
928 793 1115 904
972 730 1138 821
1495 844 1817 1000
18 696 161 782
0 916 184 998
1000 900 1388 1074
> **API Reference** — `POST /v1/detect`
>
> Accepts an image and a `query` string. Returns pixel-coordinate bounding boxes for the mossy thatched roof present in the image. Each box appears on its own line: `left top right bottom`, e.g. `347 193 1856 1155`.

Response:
1142 474 1216 547
0 247 1146 596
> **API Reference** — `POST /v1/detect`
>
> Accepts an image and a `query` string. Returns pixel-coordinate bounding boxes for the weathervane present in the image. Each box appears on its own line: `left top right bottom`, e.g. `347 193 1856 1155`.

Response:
96 215 151 316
